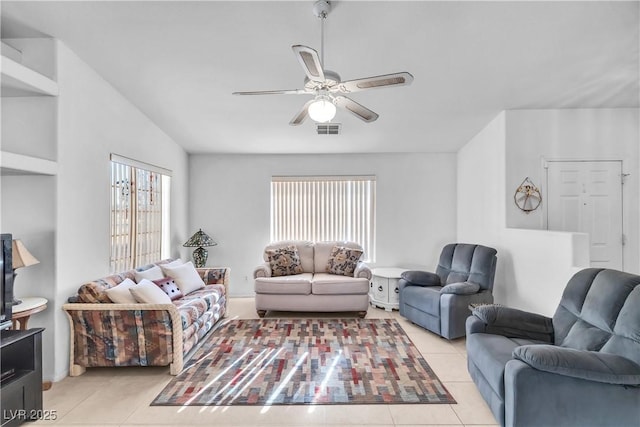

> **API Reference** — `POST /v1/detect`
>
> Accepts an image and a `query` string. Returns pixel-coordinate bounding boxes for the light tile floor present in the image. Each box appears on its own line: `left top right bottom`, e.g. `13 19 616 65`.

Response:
34 297 498 427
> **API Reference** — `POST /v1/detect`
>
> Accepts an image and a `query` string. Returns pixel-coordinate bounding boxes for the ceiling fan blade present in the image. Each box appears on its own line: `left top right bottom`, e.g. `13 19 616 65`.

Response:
334 96 379 123
292 45 325 83
289 100 314 126
337 72 414 93
232 89 308 95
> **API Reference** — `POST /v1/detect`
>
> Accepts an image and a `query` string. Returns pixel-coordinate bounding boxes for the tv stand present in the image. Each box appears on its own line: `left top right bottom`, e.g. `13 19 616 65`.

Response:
0 328 44 427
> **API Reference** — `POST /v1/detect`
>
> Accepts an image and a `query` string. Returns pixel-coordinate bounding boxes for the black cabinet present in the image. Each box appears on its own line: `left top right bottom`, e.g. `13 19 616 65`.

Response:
0 328 44 427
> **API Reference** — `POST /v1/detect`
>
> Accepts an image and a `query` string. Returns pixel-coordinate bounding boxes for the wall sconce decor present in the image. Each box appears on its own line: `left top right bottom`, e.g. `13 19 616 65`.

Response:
183 229 217 268
514 177 542 213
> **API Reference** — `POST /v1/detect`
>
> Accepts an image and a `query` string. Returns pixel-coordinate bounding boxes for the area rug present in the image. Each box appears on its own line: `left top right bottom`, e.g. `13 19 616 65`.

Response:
151 318 455 406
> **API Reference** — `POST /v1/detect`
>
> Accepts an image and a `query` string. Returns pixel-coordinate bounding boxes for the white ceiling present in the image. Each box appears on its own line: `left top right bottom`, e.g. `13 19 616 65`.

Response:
2 1 638 154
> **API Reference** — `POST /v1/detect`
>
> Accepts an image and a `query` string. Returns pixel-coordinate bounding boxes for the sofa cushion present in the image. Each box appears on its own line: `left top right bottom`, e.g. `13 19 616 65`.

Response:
104 278 138 304
441 281 480 295
264 240 314 273
325 245 363 276
265 245 304 277
77 270 137 303
255 274 313 295
174 284 225 332
311 273 369 295
513 345 640 385
467 333 546 398
314 241 363 273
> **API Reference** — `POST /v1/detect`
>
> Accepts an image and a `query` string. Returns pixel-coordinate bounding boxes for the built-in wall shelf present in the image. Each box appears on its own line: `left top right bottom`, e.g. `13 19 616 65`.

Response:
1 55 58 97
1 151 57 176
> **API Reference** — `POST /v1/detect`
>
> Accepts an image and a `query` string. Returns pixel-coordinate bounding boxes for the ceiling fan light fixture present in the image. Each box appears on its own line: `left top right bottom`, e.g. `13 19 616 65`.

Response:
308 95 336 123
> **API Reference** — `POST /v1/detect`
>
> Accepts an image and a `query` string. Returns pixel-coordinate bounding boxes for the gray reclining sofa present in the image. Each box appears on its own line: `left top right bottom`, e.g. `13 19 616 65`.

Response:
466 268 640 427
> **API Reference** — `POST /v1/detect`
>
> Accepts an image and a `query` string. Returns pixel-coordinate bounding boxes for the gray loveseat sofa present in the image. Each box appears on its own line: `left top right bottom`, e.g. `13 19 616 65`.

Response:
466 268 640 427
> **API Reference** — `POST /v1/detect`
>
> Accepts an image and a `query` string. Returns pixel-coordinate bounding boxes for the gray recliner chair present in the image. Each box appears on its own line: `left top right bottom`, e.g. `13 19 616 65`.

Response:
466 268 640 427
398 243 497 339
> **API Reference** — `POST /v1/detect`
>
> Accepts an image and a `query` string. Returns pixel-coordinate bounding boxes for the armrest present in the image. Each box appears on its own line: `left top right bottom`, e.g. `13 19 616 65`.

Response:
197 267 230 286
472 304 554 342
514 345 640 385
62 303 183 373
197 267 230 311
354 261 372 280
441 281 480 295
400 270 441 286
253 262 272 279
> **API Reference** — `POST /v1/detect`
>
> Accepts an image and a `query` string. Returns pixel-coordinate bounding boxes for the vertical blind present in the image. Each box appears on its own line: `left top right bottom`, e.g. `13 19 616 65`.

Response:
271 176 376 262
110 155 170 272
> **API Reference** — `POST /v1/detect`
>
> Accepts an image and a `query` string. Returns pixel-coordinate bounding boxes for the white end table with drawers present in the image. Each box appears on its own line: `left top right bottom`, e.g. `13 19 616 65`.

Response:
369 267 408 311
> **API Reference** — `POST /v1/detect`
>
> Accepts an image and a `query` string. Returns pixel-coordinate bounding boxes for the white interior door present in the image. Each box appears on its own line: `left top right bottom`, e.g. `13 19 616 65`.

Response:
546 161 623 270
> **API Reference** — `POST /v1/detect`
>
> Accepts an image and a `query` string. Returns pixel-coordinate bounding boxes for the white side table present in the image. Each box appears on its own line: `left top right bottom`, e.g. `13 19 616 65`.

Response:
11 297 48 330
370 268 407 311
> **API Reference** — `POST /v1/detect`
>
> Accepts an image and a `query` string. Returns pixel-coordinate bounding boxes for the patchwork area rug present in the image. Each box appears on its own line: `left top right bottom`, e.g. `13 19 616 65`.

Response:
151 318 455 406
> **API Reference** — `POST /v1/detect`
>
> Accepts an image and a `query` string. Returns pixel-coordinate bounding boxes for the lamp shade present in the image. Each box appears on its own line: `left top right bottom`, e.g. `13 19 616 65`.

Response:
183 229 217 248
308 95 336 123
12 239 40 269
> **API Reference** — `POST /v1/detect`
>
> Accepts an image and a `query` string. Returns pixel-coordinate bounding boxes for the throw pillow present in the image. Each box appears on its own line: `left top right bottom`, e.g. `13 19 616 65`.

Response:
162 258 184 268
161 261 206 295
153 277 184 301
104 278 138 304
134 265 165 283
129 279 172 304
325 245 363 276
265 245 304 277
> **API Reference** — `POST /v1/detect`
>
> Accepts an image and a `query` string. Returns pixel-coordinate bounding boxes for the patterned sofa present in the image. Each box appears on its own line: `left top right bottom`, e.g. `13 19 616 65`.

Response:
253 240 372 318
63 259 228 376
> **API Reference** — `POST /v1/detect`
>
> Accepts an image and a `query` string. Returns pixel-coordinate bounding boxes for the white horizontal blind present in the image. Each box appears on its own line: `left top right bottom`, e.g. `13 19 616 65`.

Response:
271 176 376 262
110 157 168 272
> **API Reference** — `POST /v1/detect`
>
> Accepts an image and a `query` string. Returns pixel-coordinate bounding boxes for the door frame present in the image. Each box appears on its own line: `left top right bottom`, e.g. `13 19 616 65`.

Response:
542 158 625 269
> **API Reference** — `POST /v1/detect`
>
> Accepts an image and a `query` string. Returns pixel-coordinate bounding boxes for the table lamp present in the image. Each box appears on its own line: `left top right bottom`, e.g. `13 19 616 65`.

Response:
12 239 40 305
183 229 217 268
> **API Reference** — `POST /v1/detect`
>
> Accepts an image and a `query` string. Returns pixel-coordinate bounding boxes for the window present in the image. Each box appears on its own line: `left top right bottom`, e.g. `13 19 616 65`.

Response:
110 154 171 272
271 175 376 262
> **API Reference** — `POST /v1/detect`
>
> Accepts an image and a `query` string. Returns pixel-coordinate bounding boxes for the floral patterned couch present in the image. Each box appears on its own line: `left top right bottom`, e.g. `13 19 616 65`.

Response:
63 259 228 376
253 241 371 317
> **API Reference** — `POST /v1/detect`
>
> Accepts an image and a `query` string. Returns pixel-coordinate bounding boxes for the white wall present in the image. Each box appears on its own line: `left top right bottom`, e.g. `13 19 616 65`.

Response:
458 112 589 316
188 153 457 297
505 109 639 273
1 38 59 382
1 41 190 382
1 175 56 377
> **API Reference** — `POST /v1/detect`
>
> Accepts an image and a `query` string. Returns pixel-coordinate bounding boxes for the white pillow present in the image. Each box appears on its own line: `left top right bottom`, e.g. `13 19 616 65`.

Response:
134 265 164 282
129 279 172 304
105 278 138 304
163 258 184 268
161 261 205 295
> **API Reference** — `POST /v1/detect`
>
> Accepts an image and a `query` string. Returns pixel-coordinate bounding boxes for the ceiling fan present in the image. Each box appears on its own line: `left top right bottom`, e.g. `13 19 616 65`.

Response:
232 0 414 126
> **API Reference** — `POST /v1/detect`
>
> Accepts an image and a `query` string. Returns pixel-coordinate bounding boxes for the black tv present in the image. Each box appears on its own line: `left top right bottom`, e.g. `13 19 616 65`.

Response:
0 233 13 330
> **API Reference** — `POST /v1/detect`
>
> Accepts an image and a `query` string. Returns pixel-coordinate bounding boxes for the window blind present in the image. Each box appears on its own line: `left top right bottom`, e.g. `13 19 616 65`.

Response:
270 175 376 262
110 156 169 272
